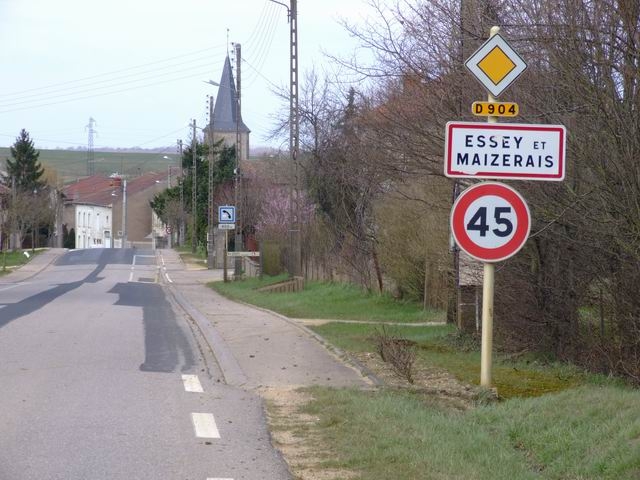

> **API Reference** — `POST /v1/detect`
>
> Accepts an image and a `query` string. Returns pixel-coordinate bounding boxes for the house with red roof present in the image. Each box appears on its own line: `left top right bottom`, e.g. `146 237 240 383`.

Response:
62 171 169 248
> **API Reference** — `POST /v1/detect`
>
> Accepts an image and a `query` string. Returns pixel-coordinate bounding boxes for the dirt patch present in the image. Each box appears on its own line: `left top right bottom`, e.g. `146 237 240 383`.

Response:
353 351 483 410
260 386 359 480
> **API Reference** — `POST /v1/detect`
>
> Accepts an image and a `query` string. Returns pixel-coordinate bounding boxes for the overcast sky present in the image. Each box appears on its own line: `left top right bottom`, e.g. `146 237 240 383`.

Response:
0 0 372 153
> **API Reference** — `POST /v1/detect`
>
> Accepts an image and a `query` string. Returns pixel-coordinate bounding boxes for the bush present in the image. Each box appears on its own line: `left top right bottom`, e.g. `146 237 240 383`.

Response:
262 240 284 276
371 326 417 383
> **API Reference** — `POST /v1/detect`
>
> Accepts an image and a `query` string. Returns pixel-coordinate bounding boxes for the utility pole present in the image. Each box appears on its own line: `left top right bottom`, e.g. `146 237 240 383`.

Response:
121 179 127 249
177 139 184 247
290 0 301 278
207 96 215 269
234 42 243 277
10 176 16 251
270 0 301 278
86 117 96 176
191 120 197 254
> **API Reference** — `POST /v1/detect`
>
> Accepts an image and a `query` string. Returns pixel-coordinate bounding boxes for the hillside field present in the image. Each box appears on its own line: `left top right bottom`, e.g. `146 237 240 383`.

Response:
0 147 180 184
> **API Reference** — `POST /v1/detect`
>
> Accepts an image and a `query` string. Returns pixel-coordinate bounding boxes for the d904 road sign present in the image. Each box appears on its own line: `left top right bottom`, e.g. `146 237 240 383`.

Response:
472 101 519 117
451 182 530 262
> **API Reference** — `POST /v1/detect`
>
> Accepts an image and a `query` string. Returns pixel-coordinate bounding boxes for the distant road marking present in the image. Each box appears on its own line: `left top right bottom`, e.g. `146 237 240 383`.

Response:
129 256 136 282
191 413 220 439
0 283 28 292
182 374 204 393
165 272 173 283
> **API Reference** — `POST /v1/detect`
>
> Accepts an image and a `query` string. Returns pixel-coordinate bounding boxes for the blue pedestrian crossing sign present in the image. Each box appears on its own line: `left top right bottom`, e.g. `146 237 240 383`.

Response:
218 205 235 223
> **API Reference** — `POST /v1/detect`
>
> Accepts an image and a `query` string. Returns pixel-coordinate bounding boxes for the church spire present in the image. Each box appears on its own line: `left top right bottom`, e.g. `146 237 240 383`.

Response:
212 55 250 133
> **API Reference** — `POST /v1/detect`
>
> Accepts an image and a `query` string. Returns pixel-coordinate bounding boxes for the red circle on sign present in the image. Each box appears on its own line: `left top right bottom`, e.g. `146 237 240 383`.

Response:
451 182 530 262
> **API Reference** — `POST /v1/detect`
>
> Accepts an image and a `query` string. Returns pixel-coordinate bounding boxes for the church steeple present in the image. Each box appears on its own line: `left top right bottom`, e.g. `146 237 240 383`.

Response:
212 55 250 133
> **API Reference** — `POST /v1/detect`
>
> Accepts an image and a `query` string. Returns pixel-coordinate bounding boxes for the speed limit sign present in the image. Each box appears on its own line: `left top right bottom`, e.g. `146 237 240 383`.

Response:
451 182 530 262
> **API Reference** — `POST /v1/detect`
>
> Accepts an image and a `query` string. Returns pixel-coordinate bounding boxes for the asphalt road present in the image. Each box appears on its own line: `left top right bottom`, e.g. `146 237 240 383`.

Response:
0 248 290 480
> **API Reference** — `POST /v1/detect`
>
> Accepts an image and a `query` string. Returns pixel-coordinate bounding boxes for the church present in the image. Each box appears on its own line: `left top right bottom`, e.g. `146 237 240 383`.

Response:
204 54 251 162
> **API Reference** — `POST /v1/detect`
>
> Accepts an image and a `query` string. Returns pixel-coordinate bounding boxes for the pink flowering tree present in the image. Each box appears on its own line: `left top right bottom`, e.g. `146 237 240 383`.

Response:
254 186 315 242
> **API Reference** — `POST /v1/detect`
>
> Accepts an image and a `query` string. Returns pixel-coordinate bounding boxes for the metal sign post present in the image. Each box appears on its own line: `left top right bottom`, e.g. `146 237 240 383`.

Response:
448 26 567 390
223 230 228 283
482 26 501 388
450 181 532 385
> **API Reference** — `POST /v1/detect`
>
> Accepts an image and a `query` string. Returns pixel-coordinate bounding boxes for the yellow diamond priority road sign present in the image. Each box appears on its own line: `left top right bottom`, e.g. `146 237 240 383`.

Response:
465 34 527 98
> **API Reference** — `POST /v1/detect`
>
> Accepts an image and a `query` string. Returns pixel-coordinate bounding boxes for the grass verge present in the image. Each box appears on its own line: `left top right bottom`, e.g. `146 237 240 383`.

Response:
0 249 43 276
296 385 640 480
209 275 443 323
311 322 604 398
212 275 639 478
175 245 207 267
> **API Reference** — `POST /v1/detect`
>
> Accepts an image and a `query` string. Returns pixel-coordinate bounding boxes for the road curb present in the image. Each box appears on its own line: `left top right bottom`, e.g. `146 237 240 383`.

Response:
167 284 248 387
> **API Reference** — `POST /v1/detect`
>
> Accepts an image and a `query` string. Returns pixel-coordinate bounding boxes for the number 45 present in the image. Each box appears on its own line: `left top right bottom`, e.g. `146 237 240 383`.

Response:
467 207 513 237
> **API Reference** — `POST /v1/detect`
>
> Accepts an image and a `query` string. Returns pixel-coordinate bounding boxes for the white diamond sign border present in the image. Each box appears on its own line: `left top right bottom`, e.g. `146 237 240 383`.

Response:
465 33 527 98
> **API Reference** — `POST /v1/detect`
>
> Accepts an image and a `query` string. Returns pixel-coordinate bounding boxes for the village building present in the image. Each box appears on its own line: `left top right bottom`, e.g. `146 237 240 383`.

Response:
62 171 169 249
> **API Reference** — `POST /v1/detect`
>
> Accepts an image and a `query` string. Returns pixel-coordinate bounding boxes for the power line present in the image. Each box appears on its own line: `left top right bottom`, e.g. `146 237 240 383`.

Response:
136 127 188 147
0 44 228 100
242 58 281 91
244 1 274 47
243 3 282 87
0 56 222 106
0 69 218 114
0 61 224 110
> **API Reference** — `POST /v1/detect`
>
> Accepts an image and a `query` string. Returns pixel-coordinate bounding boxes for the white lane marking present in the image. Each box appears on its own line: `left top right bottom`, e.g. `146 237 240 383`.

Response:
0 283 29 292
165 272 173 283
129 256 136 282
191 413 220 439
160 254 166 266
181 374 204 393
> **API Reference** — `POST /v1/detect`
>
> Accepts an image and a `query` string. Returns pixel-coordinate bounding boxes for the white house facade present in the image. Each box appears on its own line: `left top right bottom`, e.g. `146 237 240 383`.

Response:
75 204 113 249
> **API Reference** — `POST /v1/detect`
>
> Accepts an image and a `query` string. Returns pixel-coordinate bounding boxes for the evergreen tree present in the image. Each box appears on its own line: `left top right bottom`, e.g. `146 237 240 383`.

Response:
3 129 45 192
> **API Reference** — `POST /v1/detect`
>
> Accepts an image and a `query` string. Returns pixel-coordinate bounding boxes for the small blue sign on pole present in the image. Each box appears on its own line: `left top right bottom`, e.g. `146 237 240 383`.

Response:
218 205 235 223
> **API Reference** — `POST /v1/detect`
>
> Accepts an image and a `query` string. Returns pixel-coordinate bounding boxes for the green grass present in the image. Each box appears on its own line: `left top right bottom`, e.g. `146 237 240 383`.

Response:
209 275 443 322
209 275 600 398
300 385 640 480
311 322 596 398
175 245 207 265
0 249 43 275
0 147 179 183
309 322 453 352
